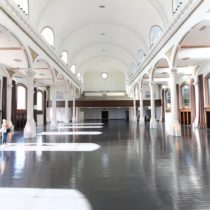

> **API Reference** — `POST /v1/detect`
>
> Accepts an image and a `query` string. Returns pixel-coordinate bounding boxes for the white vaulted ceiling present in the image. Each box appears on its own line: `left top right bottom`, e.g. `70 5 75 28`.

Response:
29 0 172 76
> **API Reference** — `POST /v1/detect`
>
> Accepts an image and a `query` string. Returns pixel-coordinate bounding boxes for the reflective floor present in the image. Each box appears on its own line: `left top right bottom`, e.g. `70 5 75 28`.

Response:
1 120 210 210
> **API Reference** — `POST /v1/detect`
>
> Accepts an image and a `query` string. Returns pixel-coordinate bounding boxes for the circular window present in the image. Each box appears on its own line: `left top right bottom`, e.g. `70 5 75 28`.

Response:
101 72 108 79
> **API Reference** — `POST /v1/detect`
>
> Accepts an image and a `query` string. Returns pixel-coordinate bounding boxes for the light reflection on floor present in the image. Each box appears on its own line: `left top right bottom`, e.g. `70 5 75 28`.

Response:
68 123 104 126
0 143 101 152
58 126 103 129
0 188 92 210
38 131 102 136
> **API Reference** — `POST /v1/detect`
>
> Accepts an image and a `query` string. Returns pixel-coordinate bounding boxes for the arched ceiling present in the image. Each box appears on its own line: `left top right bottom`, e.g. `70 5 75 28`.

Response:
29 0 172 76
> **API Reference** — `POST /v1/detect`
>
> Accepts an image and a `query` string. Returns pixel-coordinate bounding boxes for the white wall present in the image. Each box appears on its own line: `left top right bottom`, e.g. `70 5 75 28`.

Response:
83 71 126 92
81 108 127 120
47 108 72 123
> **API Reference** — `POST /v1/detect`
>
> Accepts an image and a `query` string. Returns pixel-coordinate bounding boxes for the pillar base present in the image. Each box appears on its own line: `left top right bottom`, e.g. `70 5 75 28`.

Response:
167 120 181 136
72 117 77 123
24 120 36 138
132 116 137 123
139 116 145 125
50 121 57 127
150 118 157 128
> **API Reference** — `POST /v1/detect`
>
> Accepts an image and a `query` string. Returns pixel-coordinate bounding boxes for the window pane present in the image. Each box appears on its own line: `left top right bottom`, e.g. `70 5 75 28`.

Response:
17 86 26 110
41 27 54 46
37 92 43 111
182 85 190 107
71 65 76 74
150 25 162 47
60 51 68 64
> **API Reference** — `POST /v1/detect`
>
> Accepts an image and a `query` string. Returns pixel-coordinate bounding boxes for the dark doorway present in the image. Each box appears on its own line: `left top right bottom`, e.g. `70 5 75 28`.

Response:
207 112 210 128
102 111 109 122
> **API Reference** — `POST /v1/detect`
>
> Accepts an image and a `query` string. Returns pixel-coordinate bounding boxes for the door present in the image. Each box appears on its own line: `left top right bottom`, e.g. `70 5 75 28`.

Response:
102 111 109 122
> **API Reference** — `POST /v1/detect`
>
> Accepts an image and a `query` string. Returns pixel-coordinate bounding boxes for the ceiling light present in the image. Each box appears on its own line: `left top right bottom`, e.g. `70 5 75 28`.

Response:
99 5 106 8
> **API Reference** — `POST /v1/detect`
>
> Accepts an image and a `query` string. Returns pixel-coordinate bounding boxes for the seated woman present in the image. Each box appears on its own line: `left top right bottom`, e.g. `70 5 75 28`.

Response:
1 119 9 145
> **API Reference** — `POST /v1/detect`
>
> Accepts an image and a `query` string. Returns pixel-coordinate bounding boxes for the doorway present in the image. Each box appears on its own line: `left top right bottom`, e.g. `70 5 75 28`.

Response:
102 111 109 122
206 111 210 128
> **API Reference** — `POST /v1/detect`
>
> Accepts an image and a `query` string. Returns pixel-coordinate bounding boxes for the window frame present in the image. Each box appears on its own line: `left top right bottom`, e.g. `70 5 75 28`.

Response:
37 90 43 113
180 82 191 109
41 26 55 47
149 25 162 49
60 50 68 64
17 84 27 110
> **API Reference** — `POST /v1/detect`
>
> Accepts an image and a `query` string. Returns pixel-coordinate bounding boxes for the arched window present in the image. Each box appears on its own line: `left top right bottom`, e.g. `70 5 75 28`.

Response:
37 91 43 111
131 63 136 74
138 50 145 64
14 0 29 17
71 64 76 74
150 25 162 48
181 83 190 108
41 27 54 47
17 85 26 110
60 51 68 64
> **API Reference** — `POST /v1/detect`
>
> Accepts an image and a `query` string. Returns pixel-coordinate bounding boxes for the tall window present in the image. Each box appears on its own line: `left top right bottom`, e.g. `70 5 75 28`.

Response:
138 50 145 64
41 27 54 47
181 84 190 108
150 25 162 48
71 64 76 74
17 85 26 110
37 91 43 111
14 0 29 16
60 51 68 64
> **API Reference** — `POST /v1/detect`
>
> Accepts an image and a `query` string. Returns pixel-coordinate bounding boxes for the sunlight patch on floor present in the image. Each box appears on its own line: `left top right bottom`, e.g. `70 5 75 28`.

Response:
38 131 102 136
0 143 101 152
0 188 92 210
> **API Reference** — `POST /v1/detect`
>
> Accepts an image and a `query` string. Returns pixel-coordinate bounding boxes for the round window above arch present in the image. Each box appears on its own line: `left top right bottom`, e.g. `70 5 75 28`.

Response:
101 72 108 80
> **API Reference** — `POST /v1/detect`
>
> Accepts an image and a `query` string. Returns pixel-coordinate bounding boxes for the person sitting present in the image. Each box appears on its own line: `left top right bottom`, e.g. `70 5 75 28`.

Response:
1 119 9 145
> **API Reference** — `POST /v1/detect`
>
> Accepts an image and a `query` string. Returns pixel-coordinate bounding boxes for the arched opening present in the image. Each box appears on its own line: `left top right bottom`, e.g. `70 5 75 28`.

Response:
41 27 55 47
60 50 68 64
150 25 162 48
16 84 27 129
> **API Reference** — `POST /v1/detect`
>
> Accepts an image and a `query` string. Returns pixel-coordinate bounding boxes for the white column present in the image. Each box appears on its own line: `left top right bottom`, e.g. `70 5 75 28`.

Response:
168 68 181 136
24 71 36 138
193 77 199 128
64 92 70 124
51 84 57 126
72 98 76 123
133 95 137 122
139 88 145 125
150 81 157 128
64 100 69 124
6 79 13 126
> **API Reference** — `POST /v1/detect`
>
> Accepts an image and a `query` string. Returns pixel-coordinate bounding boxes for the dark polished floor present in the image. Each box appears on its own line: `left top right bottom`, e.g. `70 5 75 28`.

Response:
1 120 210 210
